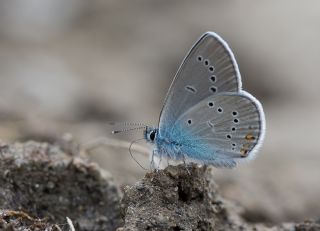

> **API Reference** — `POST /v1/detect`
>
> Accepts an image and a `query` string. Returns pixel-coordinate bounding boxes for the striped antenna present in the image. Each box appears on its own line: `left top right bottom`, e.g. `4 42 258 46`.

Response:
111 126 146 134
107 121 147 127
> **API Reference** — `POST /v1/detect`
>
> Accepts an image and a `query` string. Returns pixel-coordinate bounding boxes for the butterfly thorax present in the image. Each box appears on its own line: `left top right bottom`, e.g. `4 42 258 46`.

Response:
145 126 191 161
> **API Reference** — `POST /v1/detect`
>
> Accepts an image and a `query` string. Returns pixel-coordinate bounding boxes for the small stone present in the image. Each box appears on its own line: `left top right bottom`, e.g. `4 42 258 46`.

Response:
47 181 55 189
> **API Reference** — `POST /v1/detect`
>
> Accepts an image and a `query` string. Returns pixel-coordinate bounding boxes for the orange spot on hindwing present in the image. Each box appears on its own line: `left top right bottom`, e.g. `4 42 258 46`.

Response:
240 148 248 157
245 133 255 141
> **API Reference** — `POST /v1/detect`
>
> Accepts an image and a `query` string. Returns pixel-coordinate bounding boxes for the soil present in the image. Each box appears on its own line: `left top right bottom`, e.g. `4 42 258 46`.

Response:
0 140 318 231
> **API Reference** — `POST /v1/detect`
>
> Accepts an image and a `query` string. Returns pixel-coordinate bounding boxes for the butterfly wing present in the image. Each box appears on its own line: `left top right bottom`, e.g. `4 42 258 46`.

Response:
159 32 242 136
168 91 265 168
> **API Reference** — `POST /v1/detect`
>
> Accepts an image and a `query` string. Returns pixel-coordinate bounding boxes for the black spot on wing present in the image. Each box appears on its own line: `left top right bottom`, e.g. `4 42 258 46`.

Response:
185 85 197 93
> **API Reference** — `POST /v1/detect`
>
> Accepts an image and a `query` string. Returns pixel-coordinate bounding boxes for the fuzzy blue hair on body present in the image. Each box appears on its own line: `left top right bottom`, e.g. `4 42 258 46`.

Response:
145 124 237 168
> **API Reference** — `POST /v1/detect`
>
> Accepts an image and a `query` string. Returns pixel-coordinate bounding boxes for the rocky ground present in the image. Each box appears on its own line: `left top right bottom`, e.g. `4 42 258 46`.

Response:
0 140 318 231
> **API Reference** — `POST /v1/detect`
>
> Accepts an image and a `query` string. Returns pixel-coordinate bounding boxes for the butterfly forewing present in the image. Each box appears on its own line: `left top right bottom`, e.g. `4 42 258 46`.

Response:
172 92 265 166
159 32 242 136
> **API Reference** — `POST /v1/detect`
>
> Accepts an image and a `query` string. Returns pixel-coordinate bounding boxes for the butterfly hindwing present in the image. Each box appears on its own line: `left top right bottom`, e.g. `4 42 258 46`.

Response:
169 91 265 167
159 32 242 136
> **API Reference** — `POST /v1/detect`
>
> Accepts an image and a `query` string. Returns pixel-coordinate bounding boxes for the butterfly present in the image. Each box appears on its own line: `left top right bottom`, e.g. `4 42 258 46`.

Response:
114 32 265 168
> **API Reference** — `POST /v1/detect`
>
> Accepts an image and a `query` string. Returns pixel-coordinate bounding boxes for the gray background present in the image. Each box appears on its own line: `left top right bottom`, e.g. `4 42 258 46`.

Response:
0 0 319 224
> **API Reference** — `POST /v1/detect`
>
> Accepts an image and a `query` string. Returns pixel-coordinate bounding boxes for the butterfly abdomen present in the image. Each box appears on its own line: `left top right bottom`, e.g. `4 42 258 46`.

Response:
154 137 176 159
155 131 205 161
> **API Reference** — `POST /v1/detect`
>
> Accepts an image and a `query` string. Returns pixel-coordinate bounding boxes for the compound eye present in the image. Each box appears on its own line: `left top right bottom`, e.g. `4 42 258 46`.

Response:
149 131 156 141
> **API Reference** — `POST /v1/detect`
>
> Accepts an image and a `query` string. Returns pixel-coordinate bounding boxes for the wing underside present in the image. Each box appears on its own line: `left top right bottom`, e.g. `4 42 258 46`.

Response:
159 32 242 135
169 92 265 167
157 32 265 167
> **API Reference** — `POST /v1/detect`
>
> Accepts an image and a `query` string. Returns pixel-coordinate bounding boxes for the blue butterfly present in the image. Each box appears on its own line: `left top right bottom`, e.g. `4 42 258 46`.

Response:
116 32 265 168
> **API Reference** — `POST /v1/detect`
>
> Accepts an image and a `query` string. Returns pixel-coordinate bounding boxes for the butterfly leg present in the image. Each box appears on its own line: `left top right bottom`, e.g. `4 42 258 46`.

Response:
150 149 159 170
157 154 163 169
182 154 191 175
150 150 155 170
167 158 170 167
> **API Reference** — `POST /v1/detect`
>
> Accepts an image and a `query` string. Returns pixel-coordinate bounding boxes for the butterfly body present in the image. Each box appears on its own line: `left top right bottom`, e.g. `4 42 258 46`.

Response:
145 125 213 162
133 32 264 168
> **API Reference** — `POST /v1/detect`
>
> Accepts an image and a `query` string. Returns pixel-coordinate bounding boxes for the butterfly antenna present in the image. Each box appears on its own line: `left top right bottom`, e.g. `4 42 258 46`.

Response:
112 126 146 134
129 138 148 170
107 121 147 127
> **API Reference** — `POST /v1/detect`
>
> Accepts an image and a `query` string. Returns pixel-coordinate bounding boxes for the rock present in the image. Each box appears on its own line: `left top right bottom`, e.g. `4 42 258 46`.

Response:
120 164 247 231
119 164 320 231
0 141 123 231
294 220 320 231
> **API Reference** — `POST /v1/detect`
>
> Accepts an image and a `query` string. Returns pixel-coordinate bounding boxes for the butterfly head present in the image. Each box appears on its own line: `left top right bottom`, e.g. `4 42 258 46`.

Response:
144 126 158 143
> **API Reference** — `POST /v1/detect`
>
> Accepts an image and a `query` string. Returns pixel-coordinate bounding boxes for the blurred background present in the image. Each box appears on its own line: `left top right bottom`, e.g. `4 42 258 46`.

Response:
0 0 319 225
